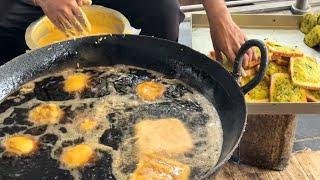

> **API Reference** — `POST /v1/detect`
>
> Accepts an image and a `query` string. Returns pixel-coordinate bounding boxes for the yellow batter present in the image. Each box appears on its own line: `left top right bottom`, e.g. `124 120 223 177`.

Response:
64 73 90 93
4 135 38 156
29 103 64 125
79 118 99 132
135 81 165 101
38 25 118 47
37 11 123 47
60 144 95 168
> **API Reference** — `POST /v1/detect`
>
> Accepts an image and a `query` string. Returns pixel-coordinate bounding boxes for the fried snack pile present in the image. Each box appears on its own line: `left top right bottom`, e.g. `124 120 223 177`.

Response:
208 41 320 102
300 12 320 48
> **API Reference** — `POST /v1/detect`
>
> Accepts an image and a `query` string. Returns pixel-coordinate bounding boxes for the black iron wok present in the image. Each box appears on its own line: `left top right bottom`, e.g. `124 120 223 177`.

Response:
0 35 267 179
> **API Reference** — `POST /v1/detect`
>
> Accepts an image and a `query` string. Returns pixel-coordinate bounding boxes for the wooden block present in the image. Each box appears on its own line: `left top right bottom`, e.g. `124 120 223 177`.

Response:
213 163 238 180
294 151 320 179
235 163 260 179
232 114 297 170
214 151 319 180
213 165 234 180
281 154 310 179
255 169 283 180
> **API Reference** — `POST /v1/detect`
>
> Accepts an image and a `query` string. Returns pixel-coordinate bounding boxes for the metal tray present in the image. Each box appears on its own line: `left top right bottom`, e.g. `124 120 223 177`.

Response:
191 14 320 114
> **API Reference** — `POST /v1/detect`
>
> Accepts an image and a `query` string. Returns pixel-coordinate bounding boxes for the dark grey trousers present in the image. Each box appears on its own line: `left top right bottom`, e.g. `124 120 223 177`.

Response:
0 0 184 64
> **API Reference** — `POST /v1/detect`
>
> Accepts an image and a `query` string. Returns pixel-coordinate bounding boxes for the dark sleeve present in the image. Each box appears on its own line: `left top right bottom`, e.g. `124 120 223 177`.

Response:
20 0 36 6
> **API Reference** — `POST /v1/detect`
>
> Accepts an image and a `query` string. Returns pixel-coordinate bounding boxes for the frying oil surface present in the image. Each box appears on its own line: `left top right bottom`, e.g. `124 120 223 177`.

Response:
0 65 223 180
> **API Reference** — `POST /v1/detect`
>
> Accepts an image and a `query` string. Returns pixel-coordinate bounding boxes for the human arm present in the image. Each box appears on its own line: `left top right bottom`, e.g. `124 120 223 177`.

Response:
203 0 255 68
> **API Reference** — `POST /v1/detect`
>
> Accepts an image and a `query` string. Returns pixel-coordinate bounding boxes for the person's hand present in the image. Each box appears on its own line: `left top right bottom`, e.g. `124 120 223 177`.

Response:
202 0 256 69
209 14 256 69
35 0 91 34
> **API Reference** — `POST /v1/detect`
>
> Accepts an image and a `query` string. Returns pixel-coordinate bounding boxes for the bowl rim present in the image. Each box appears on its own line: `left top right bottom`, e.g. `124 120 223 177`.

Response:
25 5 134 50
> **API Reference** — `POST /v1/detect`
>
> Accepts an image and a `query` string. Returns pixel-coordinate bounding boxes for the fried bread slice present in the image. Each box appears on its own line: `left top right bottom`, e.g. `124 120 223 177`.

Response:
275 58 290 66
241 76 269 102
249 47 262 68
306 89 320 102
266 41 304 57
248 58 261 68
244 68 257 76
267 61 288 76
290 56 320 90
270 54 290 62
270 73 307 102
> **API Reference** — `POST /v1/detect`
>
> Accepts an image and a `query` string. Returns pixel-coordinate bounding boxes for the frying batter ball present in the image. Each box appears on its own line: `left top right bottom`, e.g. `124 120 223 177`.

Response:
29 103 64 124
135 81 165 101
131 154 190 180
79 118 98 132
60 144 94 168
4 135 38 156
64 73 90 93
135 118 193 156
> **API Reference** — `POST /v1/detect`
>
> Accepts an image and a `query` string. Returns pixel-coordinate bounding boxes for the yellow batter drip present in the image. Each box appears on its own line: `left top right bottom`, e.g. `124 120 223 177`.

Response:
60 144 95 168
4 135 38 156
29 103 64 125
79 118 99 132
64 73 90 93
135 81 165 101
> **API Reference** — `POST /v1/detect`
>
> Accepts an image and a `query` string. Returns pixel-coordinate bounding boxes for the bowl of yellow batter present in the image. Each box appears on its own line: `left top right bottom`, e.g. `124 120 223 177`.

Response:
25 5 139 49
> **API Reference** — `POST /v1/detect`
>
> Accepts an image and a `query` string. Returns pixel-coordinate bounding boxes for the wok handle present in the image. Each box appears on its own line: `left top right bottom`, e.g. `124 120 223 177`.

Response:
232 39 268 94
